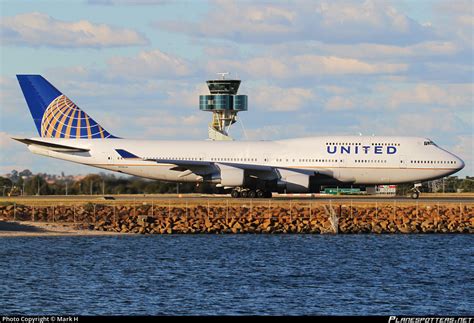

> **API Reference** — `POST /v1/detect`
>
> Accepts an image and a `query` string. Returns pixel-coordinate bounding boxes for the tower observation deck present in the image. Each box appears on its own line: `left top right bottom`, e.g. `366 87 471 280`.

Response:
199 73 248 141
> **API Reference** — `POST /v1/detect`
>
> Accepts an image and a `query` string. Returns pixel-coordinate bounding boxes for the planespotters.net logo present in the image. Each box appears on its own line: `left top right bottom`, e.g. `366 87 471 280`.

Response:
389 317 473 323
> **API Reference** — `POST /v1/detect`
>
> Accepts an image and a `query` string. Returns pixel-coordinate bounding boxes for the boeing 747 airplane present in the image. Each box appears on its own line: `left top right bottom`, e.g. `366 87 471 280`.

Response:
13 75 464 198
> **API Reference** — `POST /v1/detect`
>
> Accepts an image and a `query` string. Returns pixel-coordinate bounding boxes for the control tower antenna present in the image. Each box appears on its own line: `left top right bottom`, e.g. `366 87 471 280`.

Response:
199 73 248 141
217 72 229 80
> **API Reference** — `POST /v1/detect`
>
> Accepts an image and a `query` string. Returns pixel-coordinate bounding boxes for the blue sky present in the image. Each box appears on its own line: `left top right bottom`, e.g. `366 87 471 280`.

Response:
0 0 472 177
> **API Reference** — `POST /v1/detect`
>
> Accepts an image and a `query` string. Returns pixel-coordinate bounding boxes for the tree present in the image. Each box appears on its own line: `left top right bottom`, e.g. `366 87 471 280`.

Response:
19 169 33 177
74 174 103 195
459 177 474 192
0 177 13 196
23 175 50 195
9 170 19 184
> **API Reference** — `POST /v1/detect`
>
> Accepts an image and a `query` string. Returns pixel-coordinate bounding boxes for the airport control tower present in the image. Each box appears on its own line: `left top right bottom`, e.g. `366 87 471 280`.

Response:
199 73 248 141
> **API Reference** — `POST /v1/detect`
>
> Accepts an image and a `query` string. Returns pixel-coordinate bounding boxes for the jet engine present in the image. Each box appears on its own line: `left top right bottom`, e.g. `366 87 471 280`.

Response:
218 165 245 187
277 169 311 193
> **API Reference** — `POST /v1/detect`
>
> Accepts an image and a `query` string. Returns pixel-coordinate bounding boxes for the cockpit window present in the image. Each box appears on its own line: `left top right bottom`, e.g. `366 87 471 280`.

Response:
424 140 436 146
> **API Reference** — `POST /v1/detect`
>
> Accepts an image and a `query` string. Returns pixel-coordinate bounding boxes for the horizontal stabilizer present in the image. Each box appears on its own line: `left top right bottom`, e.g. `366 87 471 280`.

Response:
12 137 90 152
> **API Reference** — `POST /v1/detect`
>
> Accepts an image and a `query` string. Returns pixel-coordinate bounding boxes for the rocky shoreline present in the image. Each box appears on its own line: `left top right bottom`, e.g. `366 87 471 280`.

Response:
1 202 472 234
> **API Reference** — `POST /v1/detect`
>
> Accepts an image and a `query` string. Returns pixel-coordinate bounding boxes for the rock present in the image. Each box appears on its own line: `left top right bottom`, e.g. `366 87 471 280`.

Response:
373 224 382 234
261 219 272 230
399 224 411 234
138 215 153 224
380 221 388 231
388 223 396 233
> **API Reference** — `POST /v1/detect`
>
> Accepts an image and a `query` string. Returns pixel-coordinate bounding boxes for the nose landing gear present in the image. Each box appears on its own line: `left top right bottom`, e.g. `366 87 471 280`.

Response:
410 191 419 199
409 183 422 199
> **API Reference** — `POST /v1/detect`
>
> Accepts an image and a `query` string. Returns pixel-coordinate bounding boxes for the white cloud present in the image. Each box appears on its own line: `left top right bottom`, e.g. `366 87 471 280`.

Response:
0 12 149 48
249 85 315 112
245 124 311 141
207 55 407 80
107 49 193 79
433 0 473 48
396 113 456 134
279 41 460 60
0 132 15 149
320 85 349 95
386 83 474 109
203 44 241 58
162 83 209 108
452 135 473 176
133 110 207 135
206 57 290 79
325 96 355 111
182 115 204 126
0 76 23 117
142 126 206 139
88 0 171 5
293 55 407 75
155 0 433 45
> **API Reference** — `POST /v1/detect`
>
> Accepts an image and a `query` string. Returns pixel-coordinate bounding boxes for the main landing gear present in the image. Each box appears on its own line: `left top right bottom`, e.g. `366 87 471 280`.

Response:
231 187 272 198
410 183 422 199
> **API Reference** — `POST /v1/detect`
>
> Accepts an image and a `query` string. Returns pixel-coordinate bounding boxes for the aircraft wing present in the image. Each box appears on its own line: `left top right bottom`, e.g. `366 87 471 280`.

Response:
113 150 215 176
119 150 325 182
144 158 212 168
145 158 216 176
144 158 278 180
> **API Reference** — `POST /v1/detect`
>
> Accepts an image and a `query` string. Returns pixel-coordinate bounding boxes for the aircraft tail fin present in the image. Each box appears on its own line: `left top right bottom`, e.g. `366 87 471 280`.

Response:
16 75 116 139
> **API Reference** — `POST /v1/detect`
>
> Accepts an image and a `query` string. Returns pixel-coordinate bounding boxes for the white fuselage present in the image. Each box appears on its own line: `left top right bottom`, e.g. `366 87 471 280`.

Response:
26 135 464 191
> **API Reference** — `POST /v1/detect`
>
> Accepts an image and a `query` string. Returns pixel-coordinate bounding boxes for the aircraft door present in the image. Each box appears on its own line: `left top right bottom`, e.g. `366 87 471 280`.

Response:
399 155 408 169
338 158 357 182
338 158 346 178
263 154 272 164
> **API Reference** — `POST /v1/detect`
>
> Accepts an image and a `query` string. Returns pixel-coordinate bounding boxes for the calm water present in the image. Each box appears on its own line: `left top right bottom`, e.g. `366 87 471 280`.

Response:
0 235 472 315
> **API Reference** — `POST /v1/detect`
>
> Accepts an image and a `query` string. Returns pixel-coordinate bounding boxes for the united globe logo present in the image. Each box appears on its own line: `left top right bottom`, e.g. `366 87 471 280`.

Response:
41 95 112 139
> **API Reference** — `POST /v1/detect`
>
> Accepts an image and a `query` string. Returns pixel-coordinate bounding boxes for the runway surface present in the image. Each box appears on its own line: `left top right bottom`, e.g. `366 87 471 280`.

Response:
1 193 473 204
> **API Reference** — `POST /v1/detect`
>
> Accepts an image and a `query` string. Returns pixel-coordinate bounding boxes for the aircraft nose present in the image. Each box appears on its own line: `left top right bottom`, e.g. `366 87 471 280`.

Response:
457 157 465 171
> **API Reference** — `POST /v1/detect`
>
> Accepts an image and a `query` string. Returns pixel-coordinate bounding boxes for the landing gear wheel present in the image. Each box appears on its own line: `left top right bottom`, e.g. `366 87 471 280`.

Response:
256 190 265 198
411 191 419 199
241 190 249 198
248 190 256 199
231 189 240 198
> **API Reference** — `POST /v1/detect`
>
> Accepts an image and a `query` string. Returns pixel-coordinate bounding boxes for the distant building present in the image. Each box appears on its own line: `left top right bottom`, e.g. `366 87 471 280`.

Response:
376 185 397 195
73 175 87 181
